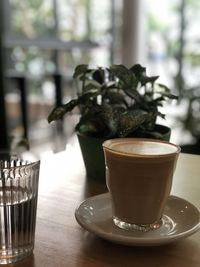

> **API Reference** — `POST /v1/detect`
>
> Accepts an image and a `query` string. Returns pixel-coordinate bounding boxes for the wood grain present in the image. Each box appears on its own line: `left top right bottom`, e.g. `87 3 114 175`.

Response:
12 136 200 267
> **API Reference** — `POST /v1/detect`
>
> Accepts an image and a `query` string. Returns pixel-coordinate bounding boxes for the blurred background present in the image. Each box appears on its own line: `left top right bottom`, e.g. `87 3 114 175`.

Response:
0 0 200 156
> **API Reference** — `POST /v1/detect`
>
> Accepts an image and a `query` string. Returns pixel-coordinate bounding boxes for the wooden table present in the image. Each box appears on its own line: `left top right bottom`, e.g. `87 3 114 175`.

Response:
13 137 200 267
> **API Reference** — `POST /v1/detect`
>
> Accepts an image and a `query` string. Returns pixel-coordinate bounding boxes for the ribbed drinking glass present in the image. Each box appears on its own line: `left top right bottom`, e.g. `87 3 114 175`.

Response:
0 152 40 264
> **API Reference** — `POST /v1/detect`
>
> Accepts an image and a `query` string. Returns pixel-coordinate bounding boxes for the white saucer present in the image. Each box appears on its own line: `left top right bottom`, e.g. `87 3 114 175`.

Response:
75 193 200 246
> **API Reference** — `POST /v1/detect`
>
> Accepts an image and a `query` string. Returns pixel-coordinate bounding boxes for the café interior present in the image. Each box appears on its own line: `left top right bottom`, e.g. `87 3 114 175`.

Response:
0 1 200 267
1 0 200 155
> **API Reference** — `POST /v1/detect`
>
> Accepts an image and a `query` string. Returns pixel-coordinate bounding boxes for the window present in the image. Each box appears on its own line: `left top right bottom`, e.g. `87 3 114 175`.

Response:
3 0 115 148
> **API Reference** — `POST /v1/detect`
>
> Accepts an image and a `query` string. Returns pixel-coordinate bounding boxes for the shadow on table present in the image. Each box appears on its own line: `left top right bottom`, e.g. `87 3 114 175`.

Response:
82 175 108 199
13 254 36 267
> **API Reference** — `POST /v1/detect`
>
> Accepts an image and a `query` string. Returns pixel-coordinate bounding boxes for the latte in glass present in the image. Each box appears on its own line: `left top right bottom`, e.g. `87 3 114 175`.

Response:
103 138 181 231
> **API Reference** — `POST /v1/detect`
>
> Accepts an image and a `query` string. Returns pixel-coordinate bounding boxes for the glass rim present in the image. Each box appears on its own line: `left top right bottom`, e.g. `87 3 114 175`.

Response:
103 138 181 158
0 151 40 170
0 160 40 170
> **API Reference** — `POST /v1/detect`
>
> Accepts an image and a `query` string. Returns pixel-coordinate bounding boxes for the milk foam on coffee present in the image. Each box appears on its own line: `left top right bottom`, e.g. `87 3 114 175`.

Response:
107 140 178 156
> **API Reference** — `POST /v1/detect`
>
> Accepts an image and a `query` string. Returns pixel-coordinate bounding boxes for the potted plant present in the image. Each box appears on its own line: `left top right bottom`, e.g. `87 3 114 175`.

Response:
48 64 177 181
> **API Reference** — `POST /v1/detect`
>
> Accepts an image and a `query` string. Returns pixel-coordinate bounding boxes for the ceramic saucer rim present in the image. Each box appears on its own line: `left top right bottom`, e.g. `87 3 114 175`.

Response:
75 193 200 246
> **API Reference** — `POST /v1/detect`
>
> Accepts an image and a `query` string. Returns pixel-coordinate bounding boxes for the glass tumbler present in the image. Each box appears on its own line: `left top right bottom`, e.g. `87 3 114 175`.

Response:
0 152 40 264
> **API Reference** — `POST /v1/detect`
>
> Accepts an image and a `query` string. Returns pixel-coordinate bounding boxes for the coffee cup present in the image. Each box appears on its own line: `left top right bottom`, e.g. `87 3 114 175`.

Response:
103 138 181 231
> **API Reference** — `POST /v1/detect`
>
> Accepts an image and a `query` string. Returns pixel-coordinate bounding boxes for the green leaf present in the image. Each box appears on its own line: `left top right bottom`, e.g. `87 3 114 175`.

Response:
155 83 178 100
141 75 159 86
162 93 178 100
157 83 171 92
103 91 128 106
124 88 142 102
110 64 136 87
98 104 117 136
48 99 79 123
80 91 99 102
92 68 105 84
73 64 88 78
117 110 148 137
76 103 117 138
130 64 146 77
106 81 117 89
151 96 165 104
130 65 159 86
76 121 100 136
48 89 100 123
82 82 100 93
140 130 164 139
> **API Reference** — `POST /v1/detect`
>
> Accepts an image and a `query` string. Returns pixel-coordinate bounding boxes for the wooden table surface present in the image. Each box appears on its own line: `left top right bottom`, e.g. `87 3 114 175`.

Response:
13 137 200 267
